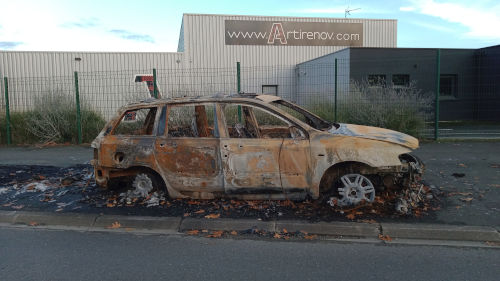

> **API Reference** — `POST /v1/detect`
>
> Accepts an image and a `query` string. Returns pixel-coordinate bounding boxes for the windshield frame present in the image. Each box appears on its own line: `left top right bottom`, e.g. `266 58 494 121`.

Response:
271 100 335 131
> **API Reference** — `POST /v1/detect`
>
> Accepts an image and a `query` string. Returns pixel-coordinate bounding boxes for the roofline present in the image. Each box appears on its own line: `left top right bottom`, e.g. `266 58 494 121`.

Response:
297 48 350 65
0 50 183 55
182 13 397 22
346 47 476 51
478 44 500 50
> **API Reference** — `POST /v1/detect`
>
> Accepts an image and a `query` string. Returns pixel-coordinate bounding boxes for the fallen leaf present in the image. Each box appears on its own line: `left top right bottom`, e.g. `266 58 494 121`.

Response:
455 205 462 209
3 203 13 207
458 163 467 167
304 234 317 240
273 233 282 239
187 200 201 205
204 213 220 219
360 219 377 224
448 192 472 196
346 213 356 220
206 230 223 238
11 205 24 210
183 213 191 217
107 221 121 229
230 231 238 236
187 230 199 235
28 221 38 226
485 241 500 246
201 229 209 233
378 234 393 242
194 209 205 214
282 228 288 234
460 197 473 202
106 202 115 208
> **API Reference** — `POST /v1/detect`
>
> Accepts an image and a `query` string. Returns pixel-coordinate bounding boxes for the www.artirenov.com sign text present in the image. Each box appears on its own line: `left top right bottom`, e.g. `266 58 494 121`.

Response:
225 20 363 46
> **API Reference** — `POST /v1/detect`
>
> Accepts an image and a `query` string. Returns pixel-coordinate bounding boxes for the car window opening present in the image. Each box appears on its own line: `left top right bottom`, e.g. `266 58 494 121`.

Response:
271 100 335 131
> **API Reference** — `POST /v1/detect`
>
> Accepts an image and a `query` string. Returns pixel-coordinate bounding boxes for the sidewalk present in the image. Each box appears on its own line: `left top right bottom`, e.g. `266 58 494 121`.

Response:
1 141 499 228
1 211 499 245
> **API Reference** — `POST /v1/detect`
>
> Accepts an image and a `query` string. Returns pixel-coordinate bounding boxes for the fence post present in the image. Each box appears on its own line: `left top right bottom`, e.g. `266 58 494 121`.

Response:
434 49 441 140
153 68 158 98
334 58 338 123
3 77 11 145
237 62 242 122
74 71 82 144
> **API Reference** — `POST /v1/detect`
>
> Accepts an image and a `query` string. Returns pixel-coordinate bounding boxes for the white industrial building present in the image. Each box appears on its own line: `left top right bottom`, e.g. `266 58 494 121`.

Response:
0 13 397 118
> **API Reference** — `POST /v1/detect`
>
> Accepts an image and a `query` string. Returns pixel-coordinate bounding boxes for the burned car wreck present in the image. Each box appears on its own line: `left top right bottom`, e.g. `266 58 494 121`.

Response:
91 94 423 207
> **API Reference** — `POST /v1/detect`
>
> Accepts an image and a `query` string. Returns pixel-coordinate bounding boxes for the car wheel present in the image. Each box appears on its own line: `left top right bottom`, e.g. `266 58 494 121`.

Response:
328 173 376 206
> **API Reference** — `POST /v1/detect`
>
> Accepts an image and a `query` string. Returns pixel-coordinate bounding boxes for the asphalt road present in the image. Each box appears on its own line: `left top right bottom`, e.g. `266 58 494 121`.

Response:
0 227 499 281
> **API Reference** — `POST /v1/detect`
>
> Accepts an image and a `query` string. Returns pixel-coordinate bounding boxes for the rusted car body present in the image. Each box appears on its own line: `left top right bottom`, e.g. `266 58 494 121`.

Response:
91 94 423 204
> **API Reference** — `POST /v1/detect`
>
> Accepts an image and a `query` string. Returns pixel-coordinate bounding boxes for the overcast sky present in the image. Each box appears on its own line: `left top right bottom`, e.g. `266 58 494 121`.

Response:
0 0 498 52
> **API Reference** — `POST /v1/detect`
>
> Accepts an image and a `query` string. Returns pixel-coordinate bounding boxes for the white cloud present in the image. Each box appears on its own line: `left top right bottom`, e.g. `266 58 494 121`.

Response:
410 21 455 33
405 0 500 39
0 1 170 52
399 6 415 12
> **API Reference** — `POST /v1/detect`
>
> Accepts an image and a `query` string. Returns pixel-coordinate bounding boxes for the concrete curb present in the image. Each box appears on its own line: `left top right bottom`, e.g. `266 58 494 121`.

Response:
275 220 380 238
180 218 275 232
93 215 181 234
1 210 499 242
381 223 500 242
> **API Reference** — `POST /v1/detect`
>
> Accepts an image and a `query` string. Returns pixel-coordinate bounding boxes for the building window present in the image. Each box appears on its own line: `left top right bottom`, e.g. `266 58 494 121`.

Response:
440 74 457 98
392 74 410 87
368 74 386 86
262 85 278 95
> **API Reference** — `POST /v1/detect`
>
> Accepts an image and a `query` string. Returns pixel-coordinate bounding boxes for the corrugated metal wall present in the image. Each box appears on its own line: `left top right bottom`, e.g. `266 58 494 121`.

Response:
182 14 397 68
181 14 396 98
0 52 184 119
0 51 183 78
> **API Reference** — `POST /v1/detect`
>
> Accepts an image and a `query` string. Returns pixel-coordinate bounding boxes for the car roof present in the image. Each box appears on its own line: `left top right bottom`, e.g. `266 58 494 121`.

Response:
125 93 283 108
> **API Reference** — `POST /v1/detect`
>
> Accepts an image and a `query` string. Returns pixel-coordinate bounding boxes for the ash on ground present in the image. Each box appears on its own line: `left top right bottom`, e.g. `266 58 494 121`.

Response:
0 165 442 222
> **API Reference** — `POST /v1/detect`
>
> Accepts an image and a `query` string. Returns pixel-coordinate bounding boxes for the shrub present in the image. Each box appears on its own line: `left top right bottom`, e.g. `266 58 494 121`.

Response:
305 80 433 137
0 93 105 144
0 112 35 144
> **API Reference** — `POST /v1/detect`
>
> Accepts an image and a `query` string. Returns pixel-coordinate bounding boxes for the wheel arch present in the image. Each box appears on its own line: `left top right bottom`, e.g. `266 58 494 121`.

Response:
318 161 375 194
112 165 167 191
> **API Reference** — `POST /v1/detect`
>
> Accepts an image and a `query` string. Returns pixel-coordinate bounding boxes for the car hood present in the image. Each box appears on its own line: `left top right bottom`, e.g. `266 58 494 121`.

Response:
328 123 419 149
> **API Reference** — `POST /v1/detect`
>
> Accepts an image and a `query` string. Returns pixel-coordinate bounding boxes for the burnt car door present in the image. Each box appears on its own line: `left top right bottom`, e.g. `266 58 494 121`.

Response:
99 106 159 169
252 105 312 194
220 103 287 194
154 103 223 195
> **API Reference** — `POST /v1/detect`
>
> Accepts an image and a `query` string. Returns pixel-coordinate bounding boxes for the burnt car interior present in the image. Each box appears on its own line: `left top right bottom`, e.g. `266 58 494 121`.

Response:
113 107 158 136
111 102 312 140
223 103 300 139
166 104 216 138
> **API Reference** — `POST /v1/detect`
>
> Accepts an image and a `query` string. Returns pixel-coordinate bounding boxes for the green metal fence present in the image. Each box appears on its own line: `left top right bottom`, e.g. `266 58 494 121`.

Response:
1 56 499 144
